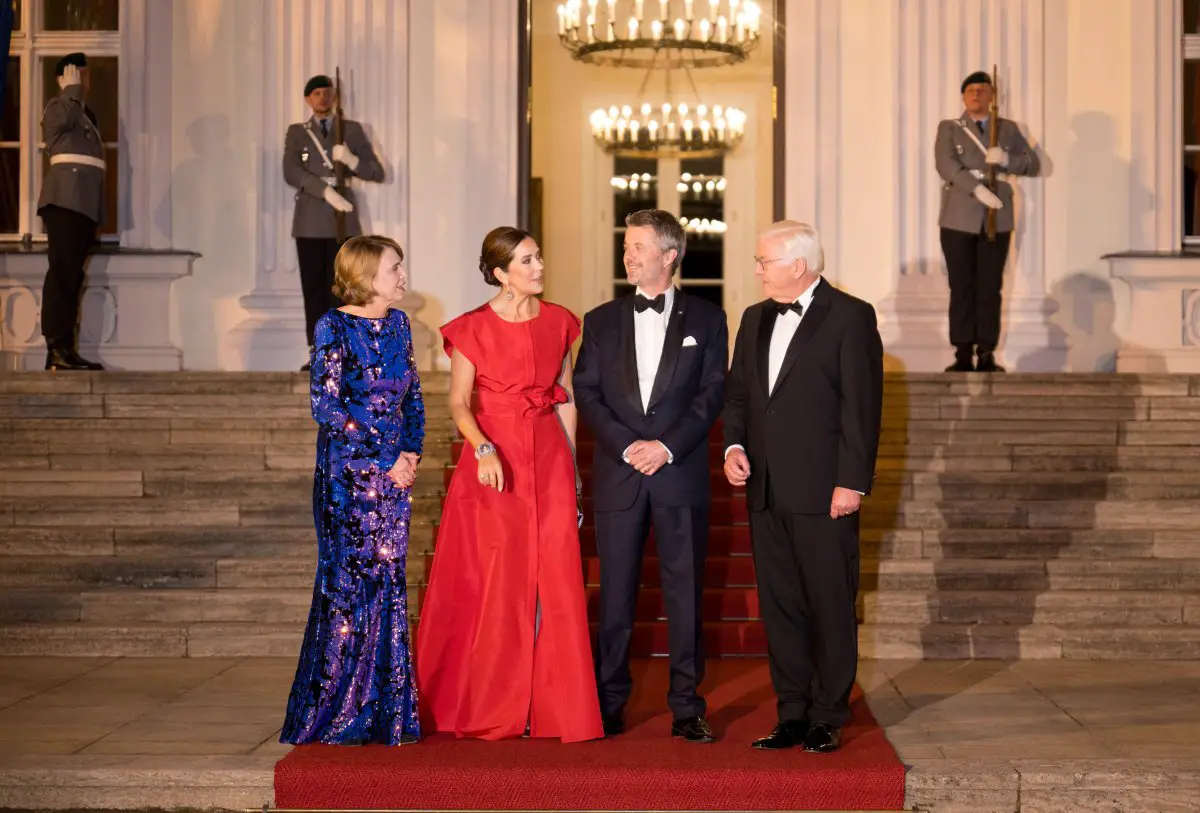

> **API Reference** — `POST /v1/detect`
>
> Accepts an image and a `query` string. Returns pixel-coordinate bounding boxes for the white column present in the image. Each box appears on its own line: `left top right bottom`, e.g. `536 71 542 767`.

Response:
406 0 519 371
878 0 1063 371
783 0 841 278
229 0 415 370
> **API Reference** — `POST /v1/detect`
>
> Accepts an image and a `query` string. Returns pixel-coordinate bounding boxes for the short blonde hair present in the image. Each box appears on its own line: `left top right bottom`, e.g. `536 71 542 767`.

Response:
760 220 824 274
333 235 404 306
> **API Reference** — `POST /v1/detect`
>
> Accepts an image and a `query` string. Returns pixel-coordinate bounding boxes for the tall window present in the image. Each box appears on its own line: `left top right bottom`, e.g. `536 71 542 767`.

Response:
1185 0 1200 244
610 155 727 307
2 0 120 240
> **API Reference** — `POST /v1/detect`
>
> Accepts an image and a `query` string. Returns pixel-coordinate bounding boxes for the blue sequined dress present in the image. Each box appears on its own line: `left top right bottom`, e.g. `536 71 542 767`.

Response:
281 308 424 745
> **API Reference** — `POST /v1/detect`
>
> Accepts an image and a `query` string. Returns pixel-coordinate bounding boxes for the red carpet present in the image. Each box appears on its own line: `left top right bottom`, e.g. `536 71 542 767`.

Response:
274 660 905 810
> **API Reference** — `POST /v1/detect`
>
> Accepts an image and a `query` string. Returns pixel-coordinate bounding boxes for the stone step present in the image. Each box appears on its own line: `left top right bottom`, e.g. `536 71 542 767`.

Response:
3 619 1200 658
859 623 1200 659
861 590 1200 626
0 369 452 395
867 559 1200 592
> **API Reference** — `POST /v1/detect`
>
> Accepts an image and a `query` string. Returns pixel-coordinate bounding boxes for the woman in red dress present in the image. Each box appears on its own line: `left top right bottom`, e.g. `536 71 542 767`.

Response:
416 227 603 743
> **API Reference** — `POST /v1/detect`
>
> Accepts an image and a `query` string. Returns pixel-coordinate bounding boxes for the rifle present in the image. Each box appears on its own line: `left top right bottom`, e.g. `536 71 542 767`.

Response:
985 63 999 242
333 66 347 244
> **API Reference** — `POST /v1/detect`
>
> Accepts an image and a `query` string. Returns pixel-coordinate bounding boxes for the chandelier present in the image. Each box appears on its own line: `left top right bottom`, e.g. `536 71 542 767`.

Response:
590 99 745 158
557 0 763 69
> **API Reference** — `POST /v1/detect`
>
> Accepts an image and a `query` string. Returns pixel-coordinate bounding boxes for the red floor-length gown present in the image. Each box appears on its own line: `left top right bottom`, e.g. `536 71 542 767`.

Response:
416 301 603 743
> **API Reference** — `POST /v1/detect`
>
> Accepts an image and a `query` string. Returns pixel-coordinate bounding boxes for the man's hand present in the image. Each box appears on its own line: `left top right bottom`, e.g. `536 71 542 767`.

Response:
625 440 669 476
58 64 81 91
323 186 354 212
332 144 360 171
724 448 750 487
985 146 1009 166
830 487 861 519
972 184 1003 210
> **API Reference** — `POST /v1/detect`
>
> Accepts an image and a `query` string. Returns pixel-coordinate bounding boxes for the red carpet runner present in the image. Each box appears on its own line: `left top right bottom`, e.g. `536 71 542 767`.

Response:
275 660 905 810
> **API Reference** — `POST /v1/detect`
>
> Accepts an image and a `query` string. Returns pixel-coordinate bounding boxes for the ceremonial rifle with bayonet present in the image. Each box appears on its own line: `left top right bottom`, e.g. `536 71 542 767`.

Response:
985 63 999 242
333 67 347 244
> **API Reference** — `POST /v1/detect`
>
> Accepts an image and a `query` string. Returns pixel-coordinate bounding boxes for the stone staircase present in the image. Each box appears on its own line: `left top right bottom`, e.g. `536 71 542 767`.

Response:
1 372 1199 658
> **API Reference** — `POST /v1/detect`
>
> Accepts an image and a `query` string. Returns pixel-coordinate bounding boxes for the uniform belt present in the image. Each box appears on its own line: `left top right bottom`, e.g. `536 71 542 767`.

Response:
49 153 106 170
971 168 1011 184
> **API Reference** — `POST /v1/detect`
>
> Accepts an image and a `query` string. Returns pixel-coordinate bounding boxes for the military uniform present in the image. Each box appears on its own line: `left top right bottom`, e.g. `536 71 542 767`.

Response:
38 52 105 370
935 72 1039 371
282 77 384 352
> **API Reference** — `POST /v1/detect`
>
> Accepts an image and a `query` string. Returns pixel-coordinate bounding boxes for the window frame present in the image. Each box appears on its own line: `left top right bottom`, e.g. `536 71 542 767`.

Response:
3 0 121 242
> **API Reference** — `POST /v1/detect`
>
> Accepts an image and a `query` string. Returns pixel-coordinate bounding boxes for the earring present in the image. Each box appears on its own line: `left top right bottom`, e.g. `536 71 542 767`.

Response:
504 285 514 301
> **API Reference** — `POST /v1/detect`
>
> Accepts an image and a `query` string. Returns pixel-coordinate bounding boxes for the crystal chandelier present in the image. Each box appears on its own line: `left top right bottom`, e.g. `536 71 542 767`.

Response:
557 0 763 69
590 99 746 158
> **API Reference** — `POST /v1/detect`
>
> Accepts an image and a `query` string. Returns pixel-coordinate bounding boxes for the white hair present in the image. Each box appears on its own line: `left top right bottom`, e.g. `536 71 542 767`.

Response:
760 220 824 274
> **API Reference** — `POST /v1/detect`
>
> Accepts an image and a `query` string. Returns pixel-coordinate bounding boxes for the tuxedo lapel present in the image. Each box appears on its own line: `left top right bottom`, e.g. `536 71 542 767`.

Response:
755 304 776 400
617 295 643 415
647 289 687 410
770 280 831 399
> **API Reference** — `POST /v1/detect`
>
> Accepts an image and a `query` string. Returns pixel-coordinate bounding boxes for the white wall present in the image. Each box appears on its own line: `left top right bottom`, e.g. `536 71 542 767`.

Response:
165 0 517 370
784 0 1167 372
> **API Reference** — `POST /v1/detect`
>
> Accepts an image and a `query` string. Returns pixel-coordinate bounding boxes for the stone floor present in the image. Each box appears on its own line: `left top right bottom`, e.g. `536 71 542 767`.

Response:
0 658 1197 811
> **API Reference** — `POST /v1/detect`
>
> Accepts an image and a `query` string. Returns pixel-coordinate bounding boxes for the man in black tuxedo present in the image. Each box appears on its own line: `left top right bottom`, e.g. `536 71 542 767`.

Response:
574 209 728 743
723 220 883 753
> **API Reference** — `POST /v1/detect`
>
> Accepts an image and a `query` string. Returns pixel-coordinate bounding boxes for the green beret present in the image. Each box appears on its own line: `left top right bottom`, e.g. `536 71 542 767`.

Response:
961 71 992 93
304 75 332 96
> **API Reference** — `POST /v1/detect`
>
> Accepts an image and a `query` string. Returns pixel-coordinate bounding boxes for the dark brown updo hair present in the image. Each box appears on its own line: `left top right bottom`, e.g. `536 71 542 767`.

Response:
479 226 534 286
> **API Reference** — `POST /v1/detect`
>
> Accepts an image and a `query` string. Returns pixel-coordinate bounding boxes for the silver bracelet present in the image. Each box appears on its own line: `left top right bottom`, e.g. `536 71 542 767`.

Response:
475 442 497 460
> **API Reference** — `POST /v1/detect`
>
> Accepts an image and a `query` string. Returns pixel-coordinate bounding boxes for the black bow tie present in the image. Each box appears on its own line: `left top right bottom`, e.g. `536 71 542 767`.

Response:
774 301 804 317
634 293 666 314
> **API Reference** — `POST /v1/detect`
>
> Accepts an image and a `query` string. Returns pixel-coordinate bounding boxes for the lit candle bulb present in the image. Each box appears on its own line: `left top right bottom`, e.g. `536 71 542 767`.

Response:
648 120 659 141
652 19 663 39
660 0 669 19
666 121 676 140
635 0 644 19
677 181 687 193
700 120 711 141
629 16 638 38
699 18 710 40
708 0 718 22
684 0 693 20
558 5 567 35
630 120 640 142
674 18 684 39
587 14 596 41
716 118 726 140
716 15 727 42
735 13 744 41
683 119 694 140
607 0 615 18
693 181 702 194
730 0 740 17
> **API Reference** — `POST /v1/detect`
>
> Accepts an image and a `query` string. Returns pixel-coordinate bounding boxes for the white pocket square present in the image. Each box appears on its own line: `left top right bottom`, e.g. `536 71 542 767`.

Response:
682 336 697 347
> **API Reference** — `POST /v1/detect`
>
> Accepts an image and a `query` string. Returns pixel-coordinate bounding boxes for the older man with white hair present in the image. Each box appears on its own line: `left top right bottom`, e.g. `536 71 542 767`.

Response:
723 220 883 753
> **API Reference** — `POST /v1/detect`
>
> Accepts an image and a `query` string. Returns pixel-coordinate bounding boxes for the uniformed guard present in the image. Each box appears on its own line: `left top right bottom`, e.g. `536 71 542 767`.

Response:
283 73 384 370
935 70 1040 372
37 52 105 371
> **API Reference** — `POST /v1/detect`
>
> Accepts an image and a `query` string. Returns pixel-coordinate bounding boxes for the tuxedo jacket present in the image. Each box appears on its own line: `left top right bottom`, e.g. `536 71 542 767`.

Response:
723 279 884 515
574 289 728 512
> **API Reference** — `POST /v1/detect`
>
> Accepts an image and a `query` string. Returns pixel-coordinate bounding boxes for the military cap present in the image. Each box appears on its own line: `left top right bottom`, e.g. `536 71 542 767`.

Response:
304 75 333 96
961 71 993 93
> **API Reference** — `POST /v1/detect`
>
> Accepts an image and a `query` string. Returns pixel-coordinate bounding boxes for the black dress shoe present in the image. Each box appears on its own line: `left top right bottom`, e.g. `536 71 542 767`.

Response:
601 712 624 737
750 719 809 750
670 715 715 743
44 346 103 371
802 721 841 753
976 352 1005 373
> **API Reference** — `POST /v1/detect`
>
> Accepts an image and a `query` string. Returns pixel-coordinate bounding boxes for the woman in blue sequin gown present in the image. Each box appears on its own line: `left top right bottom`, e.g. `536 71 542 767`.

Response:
282 235 425 746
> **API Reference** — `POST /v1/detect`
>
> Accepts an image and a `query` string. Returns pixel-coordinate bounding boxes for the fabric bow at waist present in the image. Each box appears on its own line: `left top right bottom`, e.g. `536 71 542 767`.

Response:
475 387 568 417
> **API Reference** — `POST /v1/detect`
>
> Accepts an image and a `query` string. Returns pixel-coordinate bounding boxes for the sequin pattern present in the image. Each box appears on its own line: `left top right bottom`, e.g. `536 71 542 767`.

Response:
281 308 424 745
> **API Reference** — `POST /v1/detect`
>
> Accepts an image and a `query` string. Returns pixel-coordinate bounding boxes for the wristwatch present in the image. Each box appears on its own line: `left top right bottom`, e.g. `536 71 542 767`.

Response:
475 442 497 460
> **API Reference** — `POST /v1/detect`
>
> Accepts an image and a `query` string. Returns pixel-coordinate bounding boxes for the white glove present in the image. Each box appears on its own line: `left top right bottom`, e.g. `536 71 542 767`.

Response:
323 187 354 213
57 64 81 91
331 144 359 171
985 146 1009 166
973 184 1003 210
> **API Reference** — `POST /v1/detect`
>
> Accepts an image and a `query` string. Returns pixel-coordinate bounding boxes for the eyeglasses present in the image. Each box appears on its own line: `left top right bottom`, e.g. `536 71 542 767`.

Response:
754 256 783 271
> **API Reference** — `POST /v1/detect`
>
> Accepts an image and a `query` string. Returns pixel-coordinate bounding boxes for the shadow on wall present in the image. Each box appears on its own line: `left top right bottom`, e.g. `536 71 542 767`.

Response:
159 112 251 368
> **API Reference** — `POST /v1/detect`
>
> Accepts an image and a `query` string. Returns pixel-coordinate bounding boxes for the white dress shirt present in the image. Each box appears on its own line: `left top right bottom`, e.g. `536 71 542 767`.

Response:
625 286 675 465
767 280 820 394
